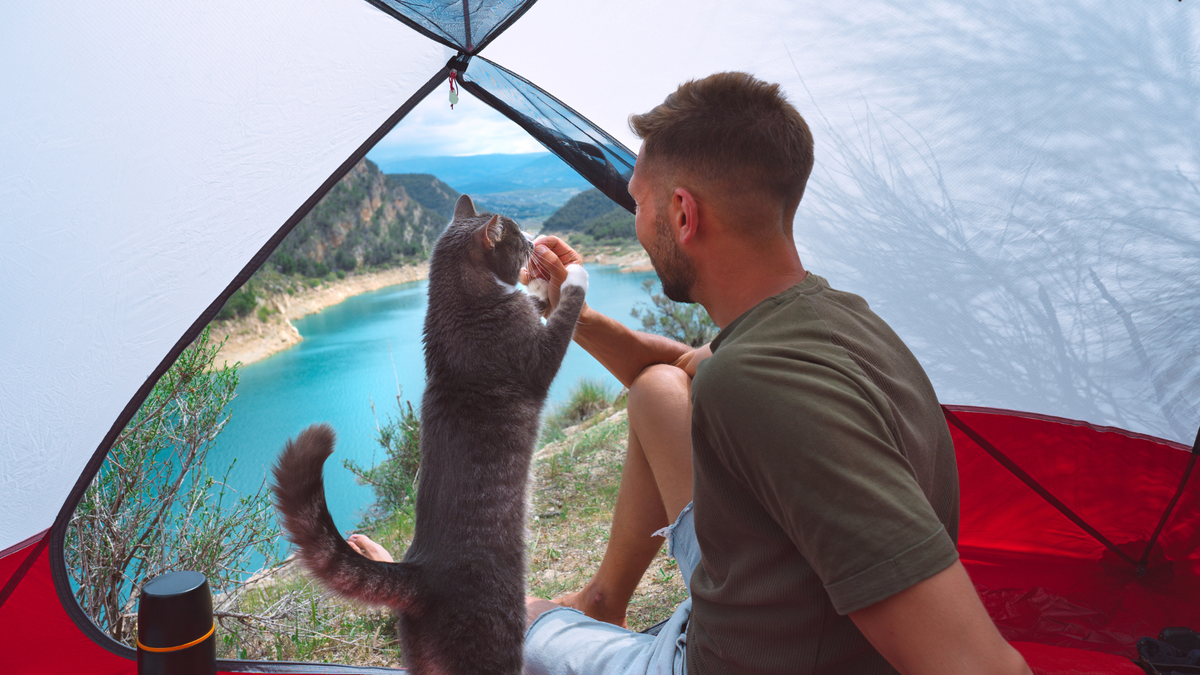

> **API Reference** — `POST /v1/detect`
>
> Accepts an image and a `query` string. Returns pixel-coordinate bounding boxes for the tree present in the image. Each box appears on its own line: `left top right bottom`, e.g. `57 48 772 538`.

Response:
630 279 719 348
65 327 280 645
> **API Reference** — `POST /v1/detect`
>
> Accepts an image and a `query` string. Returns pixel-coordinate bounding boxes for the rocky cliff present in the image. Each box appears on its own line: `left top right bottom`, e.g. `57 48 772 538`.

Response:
268 160 458 276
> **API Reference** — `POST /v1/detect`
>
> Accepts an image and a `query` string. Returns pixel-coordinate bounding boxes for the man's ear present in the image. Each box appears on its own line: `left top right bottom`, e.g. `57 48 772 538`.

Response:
673 187 700 245
475 214 502 250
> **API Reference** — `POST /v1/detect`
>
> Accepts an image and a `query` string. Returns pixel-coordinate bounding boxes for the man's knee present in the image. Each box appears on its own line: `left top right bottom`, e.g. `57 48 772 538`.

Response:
628 364 690 417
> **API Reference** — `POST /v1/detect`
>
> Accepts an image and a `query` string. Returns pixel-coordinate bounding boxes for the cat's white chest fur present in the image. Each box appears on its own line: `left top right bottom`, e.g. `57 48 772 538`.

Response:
526 277 550 303
523 264 587 303
494 276 522 294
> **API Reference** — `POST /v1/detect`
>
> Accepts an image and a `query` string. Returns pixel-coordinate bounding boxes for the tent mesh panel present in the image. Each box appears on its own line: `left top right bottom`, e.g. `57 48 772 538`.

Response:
365 0 533 52
461 56 636 213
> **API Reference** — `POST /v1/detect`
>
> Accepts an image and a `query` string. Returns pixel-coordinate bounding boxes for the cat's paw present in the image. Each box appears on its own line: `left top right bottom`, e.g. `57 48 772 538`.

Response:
562 264 588 294
526 277 550 304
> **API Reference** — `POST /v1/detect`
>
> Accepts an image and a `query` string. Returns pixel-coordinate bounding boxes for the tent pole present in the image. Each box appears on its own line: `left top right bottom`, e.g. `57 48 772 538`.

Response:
943 406 1141 569
462 0 473 51
1137 425 1200 572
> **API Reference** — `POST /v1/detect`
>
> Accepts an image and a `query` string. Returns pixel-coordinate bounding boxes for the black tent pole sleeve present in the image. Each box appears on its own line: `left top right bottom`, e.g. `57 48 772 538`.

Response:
942 406 1141 570
1138 426 1200 571
462 0 472 51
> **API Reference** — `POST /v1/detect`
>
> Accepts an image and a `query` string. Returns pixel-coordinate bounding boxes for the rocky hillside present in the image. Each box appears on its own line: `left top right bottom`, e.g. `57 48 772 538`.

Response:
268 160 457 276
541 188 634 241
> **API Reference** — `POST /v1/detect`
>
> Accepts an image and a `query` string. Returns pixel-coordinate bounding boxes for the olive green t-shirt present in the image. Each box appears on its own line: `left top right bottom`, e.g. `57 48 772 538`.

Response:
686 274 960 675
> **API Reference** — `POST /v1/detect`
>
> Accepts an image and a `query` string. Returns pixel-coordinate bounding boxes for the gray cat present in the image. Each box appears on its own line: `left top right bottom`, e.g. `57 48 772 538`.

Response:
271 194 587 674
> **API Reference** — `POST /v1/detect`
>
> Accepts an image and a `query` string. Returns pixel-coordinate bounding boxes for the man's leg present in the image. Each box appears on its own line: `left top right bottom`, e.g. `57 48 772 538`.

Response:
554 363 693 627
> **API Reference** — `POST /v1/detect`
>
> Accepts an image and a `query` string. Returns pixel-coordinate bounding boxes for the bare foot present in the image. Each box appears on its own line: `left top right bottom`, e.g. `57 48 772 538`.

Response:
553 587 628 628
525 595 561 628
346 533 394 562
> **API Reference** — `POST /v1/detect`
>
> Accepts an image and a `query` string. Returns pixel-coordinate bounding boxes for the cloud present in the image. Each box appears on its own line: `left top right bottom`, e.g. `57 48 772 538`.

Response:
368 87 544 160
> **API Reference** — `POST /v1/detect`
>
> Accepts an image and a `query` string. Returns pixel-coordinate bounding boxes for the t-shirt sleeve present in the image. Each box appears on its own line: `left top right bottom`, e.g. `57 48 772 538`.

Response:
694 349 958 615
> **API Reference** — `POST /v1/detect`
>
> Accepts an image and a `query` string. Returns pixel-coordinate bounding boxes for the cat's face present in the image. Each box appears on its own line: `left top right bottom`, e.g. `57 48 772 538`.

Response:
448 194 533 287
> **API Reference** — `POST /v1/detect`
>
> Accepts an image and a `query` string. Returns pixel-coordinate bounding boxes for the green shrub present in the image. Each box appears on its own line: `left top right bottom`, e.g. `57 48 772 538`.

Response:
630 279 718 348
65 327 279 644
547 378 612 431
344 399 422 523
334 248 357 272
215 287 257 321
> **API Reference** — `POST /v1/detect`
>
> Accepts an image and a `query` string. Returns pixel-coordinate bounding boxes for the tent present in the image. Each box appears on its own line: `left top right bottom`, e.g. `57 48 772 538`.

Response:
2 0 1196 672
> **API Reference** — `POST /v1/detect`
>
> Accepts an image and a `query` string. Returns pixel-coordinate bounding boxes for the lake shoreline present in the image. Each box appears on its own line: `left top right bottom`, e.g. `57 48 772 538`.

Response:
211 263 430 368
210 246 651 368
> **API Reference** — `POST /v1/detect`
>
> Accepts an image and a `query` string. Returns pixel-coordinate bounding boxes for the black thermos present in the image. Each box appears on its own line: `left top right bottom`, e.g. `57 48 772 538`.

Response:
136 571 217 675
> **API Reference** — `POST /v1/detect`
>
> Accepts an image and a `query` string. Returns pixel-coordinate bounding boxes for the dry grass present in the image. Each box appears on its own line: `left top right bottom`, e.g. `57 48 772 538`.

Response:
527 408 688 631
216 402 687 665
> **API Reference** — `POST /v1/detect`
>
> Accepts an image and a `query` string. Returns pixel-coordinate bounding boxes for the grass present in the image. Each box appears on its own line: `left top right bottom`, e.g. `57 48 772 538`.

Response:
542 377 614 436
216 568 402 667
526 408 687 631
216 381 685 664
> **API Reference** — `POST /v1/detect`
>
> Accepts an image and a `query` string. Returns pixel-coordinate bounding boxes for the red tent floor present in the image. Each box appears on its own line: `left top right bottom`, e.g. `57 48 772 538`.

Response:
2 406 1195 673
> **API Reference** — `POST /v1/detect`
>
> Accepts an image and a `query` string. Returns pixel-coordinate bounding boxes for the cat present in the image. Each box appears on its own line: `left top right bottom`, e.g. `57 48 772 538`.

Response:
271 194 588 674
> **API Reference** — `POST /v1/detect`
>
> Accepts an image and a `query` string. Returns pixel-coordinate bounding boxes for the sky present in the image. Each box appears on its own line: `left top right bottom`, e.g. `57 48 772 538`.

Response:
367 85 545 161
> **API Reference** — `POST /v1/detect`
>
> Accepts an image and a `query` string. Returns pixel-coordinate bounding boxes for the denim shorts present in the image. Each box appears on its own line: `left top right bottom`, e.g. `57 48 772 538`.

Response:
524 503 698 675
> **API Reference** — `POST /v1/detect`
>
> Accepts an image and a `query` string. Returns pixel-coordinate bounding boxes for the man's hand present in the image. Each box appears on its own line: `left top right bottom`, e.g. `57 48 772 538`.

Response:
521 234 695 386
520 235 585 316
672 343 713 379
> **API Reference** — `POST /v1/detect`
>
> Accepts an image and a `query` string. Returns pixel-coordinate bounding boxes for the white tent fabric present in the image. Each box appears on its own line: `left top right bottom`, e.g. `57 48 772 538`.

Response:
490 0 1200 441
2 0 1197 566
0 0 443 551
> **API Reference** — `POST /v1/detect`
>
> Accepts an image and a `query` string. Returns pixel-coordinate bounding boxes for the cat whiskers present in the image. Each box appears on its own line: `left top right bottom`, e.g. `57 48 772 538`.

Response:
526 252 553 281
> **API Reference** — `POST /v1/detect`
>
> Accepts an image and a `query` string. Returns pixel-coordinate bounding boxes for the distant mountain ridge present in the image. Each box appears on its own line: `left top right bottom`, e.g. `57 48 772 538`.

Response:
370 152 591 195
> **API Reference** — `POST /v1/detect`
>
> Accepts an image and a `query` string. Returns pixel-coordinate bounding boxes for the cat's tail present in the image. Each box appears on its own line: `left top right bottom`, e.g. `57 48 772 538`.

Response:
271 423 419 612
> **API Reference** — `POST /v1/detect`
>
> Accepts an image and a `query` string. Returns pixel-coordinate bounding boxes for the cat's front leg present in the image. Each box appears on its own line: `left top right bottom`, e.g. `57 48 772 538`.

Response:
532 264 588 390
562 264 589 295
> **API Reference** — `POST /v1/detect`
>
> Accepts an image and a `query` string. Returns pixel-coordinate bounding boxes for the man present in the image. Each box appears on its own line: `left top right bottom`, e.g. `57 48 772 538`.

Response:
520 72 1031 675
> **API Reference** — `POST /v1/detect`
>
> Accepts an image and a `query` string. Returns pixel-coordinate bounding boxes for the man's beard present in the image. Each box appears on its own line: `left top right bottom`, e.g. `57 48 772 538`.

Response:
648 210 698 303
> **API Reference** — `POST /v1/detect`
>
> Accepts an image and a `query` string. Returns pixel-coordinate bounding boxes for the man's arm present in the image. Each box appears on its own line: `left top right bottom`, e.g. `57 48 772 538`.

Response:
525 236 705 387
849 560 1032 675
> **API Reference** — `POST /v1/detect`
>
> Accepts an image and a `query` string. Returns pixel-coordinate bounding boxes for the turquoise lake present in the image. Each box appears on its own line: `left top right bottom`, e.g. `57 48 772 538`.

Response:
206 264 658 566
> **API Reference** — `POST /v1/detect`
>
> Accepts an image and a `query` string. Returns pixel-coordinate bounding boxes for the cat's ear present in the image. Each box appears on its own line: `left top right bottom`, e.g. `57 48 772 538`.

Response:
454 194 477 219
475 214 502 250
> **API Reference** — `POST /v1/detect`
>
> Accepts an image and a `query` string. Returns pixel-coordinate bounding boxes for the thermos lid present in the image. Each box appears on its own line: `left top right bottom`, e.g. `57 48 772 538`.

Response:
137 571 213 650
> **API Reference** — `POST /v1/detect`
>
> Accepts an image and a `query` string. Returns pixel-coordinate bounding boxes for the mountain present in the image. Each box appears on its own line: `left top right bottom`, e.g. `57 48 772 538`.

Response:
389 173 459 221
368 152 599 226
541 188 635 241
268 159 457 276
370 152 591 194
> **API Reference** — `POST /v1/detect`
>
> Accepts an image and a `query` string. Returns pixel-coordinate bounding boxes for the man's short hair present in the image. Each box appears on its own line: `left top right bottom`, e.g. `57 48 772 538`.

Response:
629 71 814 212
